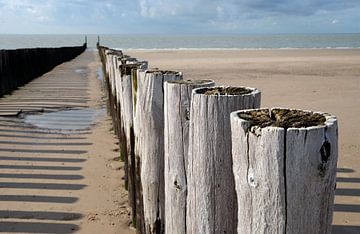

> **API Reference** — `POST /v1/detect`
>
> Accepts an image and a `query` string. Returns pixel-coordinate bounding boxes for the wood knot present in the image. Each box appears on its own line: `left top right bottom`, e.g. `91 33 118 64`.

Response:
247 169 258 187
185 108 190 121
174 180 181 190
318 141 331 177
320 141 331 163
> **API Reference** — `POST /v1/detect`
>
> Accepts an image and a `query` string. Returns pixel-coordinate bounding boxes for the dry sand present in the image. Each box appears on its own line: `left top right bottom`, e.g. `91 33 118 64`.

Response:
127 49 360 233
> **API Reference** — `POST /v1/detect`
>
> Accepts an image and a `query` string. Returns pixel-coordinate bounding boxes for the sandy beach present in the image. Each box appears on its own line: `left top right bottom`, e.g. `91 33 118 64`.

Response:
127 49 360 232
0 51 134 234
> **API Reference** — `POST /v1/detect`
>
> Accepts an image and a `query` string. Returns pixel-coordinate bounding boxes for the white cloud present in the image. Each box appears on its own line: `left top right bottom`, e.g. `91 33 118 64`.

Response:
0 0 54 22
331 19 339 24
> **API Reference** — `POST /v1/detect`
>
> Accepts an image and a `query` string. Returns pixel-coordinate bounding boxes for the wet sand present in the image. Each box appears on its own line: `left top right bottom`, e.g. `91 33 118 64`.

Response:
127 49 360 233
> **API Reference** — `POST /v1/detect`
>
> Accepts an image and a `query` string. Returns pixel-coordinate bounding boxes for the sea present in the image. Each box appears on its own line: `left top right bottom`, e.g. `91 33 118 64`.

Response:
0 34 360 50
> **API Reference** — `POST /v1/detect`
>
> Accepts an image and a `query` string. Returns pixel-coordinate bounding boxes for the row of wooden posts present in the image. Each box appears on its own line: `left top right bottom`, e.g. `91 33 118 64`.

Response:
0 43 87 97
98 45 338 234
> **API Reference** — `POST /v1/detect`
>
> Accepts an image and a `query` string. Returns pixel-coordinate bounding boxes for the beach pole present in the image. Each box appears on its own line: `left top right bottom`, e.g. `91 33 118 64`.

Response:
230 108 338 234
164 80 215 234
186 86 261 234
137 70 182 234
118 61 148 228
133 69 146 233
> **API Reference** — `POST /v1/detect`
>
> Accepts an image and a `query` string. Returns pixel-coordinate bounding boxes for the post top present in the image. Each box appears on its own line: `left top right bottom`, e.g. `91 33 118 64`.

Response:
145 70 182 76
166 79 214 85
234 108 336 129
194 86 258 96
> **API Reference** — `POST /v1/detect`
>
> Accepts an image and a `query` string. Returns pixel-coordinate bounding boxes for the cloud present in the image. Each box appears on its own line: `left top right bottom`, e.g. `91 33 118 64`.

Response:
0 0 54 23
133 0 360 33
0 0 359 33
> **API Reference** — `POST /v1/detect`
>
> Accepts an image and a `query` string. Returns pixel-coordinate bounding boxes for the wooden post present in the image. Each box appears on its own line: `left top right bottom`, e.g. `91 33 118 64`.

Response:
137 70 182 234
230 108 338 234
164 80 215 234
119 61 148 228
187 86 261 234
133 68 147 233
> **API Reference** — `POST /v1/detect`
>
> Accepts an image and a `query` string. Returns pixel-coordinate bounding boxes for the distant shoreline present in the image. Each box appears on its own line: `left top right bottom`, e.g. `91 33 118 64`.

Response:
122 47 360 51
2 34 360 50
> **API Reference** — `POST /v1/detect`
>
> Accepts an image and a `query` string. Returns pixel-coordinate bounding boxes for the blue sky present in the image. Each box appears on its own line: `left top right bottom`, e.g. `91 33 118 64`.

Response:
0 0 359 34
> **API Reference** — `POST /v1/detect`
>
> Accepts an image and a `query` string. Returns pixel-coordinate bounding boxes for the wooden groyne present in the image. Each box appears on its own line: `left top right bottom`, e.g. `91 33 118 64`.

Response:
97 44 339 234
0 43 86 97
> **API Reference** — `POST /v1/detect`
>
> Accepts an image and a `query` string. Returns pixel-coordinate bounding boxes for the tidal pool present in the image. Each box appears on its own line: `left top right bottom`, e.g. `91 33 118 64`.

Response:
24 109 105 131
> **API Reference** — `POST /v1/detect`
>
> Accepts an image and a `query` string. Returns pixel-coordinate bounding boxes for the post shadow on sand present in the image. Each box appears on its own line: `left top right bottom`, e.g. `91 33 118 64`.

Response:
0 222 79 233
0 164 82 171
0 133 87 140
0 148 88 154
0 128 91 135
0 182 86 190
0 156 86 163
0 140 92 146
0 210 82 221
0 173 84 180
332 167 360 233
335 167 360 197
332 225 360 234
0 119 91 233
337 168 355 173
0 195 78 204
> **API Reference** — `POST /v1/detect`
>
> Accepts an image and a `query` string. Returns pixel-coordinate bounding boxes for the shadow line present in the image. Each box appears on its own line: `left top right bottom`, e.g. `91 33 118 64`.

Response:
0 156 86 163
0 134 87 140
0 148 87 154
337 168 355 173
0 165 82 171
334 204 360 213
332 225 360 234
0 173 84 180
0 140 92 146
0 210 82 221
0 222 78 233
337 177 360 183
0 129 91 135
0 182 86 190
0 195 78 203
335 188 360 196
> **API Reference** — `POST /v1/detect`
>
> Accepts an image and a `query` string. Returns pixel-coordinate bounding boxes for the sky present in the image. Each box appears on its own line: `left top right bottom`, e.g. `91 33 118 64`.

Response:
0 0 359 34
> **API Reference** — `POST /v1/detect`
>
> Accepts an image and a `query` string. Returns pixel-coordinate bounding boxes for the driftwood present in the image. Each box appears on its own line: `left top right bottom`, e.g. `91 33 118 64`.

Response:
186 86 261 234
230 108 338 234
136 70 182 233
164 80 215 234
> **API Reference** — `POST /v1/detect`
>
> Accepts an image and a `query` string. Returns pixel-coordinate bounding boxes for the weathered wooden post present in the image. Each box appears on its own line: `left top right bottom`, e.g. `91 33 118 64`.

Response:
187 86 261 234
230 108 338 234
137 70 182 233
118 61 148 228
133 68 147 233
164 80 215 234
